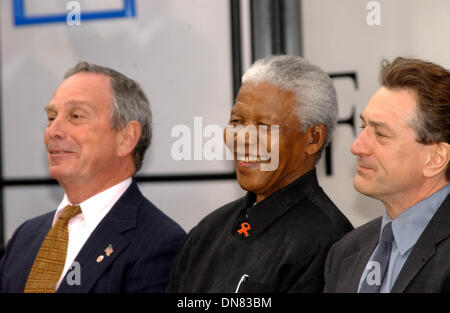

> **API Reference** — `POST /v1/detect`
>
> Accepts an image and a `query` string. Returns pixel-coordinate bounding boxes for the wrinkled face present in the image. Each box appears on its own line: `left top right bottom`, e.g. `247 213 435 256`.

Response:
44 72 122 188
351 87 429 202
224 82 310 200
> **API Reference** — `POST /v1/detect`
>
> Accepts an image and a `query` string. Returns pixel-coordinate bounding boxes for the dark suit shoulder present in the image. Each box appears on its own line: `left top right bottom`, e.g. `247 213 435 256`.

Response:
328 216 381 262
0 211 55 292
138 197 186 239
116 181 186 243
323 217 382 292
118 195 186 269
13 211 54 236
340 217 381 244
1 210 53 260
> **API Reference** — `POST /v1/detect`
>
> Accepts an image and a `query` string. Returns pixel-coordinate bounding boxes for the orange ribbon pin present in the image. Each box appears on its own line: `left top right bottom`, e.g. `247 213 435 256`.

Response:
237 222 251 237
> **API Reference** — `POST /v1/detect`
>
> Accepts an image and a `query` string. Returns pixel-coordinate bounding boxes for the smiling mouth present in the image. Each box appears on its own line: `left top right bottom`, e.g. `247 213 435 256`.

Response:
356 163 373 172
236 154 271 163
49 150 73 155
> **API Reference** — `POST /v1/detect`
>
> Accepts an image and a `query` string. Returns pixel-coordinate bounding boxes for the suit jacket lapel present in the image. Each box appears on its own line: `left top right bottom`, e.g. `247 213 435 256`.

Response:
392 194 450 292
339 218 381 292
57 181 142 293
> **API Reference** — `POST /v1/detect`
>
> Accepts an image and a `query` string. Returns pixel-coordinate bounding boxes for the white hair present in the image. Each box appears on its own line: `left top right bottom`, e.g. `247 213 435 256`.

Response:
242 55 338 161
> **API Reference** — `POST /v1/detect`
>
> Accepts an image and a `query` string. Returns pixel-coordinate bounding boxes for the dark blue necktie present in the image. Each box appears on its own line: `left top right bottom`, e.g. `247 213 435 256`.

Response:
359 222 394 293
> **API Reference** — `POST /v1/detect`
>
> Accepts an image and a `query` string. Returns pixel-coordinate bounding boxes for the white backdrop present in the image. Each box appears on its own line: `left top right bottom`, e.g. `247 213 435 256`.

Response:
2 0 450 240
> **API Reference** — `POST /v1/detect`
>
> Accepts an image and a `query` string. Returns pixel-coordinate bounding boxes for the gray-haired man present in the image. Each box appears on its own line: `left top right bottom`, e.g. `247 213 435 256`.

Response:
166 55 353 293
0 62 186 293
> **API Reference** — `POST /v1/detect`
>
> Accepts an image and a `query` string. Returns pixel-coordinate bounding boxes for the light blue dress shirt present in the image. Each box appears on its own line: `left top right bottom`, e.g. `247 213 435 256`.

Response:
358 183 450 292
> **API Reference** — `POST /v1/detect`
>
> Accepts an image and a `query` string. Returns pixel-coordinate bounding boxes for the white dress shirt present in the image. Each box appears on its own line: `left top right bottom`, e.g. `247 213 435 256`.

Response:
53 177 132 288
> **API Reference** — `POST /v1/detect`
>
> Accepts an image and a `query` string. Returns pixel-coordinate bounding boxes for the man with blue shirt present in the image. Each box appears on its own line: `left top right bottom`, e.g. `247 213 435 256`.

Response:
323 57 450 293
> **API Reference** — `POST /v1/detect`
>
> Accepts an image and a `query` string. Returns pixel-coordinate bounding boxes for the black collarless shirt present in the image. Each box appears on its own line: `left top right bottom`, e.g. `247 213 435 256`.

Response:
166 169 353 292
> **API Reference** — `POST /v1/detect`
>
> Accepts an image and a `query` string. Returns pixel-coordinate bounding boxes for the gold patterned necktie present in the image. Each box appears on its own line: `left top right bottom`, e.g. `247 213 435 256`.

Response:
24 205 82 293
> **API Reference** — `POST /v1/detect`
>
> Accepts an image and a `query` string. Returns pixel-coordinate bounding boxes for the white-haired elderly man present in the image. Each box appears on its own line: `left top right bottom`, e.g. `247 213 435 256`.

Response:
166 55 353 293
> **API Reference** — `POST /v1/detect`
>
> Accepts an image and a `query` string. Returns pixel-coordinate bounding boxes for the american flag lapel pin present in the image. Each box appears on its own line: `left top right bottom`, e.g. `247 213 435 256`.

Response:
104 244 114 257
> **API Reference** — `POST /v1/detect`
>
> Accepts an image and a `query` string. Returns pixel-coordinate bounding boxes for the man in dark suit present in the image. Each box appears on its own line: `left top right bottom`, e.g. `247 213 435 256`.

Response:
324 57 450 293
167 55 353 292
0 62 186 293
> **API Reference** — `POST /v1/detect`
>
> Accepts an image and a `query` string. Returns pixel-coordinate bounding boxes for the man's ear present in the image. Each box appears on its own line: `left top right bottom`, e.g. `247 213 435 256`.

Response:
305 124 327 156
117 121 142 158
423 142 450 178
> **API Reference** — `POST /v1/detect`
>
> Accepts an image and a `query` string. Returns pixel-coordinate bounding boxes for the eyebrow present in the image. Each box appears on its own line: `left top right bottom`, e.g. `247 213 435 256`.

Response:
230 108 281 121
359 113 395 134
44 100 93 113
229 113 280 125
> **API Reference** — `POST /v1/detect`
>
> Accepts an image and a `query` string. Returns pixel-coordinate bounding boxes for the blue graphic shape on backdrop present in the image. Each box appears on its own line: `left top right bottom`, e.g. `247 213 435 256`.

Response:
13 0 135 26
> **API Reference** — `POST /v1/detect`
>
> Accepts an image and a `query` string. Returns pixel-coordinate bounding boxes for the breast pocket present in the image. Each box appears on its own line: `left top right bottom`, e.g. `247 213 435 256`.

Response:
235 278 277 293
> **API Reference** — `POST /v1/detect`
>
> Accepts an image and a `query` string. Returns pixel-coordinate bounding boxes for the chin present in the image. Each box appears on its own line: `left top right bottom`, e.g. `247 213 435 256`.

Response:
48 167 71 182
237 179 256 192
353 176 366 192
48 167 60 178
236 176 264 193
353 178 375 197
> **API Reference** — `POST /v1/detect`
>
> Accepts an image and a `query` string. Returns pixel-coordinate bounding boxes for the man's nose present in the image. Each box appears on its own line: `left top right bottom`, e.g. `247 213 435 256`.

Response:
350 129 370 156
46 116 66 140
235 125 259 156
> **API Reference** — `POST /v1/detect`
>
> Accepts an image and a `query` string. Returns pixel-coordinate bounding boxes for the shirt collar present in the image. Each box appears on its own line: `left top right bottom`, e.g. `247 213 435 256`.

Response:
53 177 133 232
236 168 320 238
381 183 450 255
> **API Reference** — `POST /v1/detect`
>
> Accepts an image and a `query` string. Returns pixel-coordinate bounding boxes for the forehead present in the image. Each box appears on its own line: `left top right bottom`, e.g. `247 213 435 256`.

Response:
232 82 296 120
48 72 113 111
362 87 417 126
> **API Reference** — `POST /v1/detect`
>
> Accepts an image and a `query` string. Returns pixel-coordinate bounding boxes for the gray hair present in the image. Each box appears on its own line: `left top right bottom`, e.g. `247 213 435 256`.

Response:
242 55 338 161
64 62 152 172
